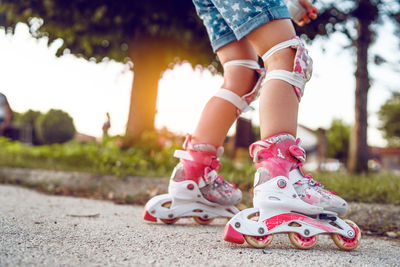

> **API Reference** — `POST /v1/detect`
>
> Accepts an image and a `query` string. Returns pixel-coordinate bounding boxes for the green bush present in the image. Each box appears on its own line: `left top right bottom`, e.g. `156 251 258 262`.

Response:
0 135 399 205
35 109 76 144
14 109 43 144
0 132 181 178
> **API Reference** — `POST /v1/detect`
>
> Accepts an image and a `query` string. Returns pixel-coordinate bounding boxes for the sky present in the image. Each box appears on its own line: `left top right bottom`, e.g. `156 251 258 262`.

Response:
0 22 399 147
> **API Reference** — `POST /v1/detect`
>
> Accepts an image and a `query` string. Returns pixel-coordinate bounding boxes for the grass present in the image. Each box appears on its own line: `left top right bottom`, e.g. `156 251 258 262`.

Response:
0 137 399 205
313 171 400 205
0 135 179 178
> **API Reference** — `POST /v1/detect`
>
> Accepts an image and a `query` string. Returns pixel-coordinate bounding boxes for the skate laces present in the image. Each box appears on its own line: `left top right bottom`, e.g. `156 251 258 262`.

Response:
204 164 238 189
294 162 323 187
204 167 223 184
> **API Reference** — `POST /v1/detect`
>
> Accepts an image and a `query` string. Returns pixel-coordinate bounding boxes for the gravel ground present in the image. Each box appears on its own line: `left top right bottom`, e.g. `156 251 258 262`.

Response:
0 185 399 267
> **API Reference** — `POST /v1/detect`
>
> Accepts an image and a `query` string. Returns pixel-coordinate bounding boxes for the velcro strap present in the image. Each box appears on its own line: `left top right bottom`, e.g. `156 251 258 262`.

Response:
174 149 221 168
174 150 193 161
214 88 251 112
262 38 300 61
249 140 271 161
219 60 264 114
262 70 306 90
288 145 306 162
223 59 260 70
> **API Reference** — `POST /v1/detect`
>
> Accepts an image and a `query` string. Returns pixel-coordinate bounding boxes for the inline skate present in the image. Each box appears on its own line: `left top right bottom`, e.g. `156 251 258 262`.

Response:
143 135 242 225
223 133 361 250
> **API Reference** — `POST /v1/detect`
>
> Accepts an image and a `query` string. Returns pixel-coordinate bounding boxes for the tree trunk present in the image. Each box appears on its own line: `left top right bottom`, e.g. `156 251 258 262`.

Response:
124 42 166 146
348 15 372 173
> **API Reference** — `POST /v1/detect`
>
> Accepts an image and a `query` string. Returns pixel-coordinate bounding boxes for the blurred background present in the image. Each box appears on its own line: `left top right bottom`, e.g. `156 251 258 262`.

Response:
0 0 400 181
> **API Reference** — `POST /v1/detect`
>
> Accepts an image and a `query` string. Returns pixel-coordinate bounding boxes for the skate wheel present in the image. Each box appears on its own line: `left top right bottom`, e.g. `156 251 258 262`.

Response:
331 219 361 251
160 218 179 224
159 201 179 225
287 222 318 250
193 216 214 225
243 212 273 248
236 203 247 211
288 232 318 250
244 234 274 248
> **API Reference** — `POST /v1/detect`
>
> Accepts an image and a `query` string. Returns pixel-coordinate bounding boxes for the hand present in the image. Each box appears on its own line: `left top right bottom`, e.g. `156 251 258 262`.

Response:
297 0 318 26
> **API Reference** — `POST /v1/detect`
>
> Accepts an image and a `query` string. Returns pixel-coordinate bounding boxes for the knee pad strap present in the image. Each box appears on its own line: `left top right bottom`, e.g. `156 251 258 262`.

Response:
262 37 313 101
214 59 265 115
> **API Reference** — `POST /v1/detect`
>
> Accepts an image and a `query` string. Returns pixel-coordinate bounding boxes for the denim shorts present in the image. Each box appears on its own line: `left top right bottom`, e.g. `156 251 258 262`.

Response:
192 0 290 52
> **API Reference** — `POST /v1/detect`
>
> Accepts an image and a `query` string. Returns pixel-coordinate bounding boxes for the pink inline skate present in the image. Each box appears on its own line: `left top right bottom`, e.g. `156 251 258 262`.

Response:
143 135 242 225
223 133 361 250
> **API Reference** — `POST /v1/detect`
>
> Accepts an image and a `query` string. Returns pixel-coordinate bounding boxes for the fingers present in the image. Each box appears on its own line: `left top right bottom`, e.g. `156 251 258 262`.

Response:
297 6 318 26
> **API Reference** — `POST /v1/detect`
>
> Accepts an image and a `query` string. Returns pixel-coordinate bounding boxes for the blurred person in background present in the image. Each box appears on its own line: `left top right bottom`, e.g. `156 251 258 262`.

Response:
0 92 13 137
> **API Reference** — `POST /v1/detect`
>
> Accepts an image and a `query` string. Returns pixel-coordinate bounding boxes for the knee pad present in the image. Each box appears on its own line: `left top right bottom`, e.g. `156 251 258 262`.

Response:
214 60 265 115
262 36 313 101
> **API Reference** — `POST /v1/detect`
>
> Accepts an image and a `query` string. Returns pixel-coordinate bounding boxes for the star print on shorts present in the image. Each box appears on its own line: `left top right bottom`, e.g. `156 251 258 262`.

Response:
192 0 290 51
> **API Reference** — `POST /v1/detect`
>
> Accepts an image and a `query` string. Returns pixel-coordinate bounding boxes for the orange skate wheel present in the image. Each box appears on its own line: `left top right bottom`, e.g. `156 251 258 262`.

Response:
288 232 318 249
193 216 214 225
160 201 179 225
331 219 361 251
243 212 274 248
244 233 274 248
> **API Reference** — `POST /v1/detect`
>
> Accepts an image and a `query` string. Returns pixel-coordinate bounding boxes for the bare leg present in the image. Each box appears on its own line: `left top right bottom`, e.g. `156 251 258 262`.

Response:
192 38 258 146
246 19 299 139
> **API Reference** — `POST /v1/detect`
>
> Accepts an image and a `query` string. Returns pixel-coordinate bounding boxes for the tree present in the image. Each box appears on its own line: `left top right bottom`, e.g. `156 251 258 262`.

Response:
0 0 215 145
35 109 76 144
378 93 400 147
16 109 42 145
296 0 400 173
326 119 351 162
3 1 400 169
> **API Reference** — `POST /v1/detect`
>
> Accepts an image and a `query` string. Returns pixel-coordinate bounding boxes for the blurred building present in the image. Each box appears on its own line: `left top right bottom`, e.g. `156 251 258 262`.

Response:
369 146 400 173
297 125 343 172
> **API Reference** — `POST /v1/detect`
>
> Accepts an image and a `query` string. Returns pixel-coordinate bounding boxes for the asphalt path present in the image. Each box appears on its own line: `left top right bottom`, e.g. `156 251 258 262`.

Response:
0 185 399 267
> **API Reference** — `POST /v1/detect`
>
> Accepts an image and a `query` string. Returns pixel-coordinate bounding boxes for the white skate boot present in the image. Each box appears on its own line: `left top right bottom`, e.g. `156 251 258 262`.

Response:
143 135 242 225
223 133 361 250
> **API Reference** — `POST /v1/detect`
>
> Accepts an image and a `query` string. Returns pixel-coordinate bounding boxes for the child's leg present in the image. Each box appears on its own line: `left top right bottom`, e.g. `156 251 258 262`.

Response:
169 38 264 206
244 19 347 216
192 38 259 147
246 19 299 139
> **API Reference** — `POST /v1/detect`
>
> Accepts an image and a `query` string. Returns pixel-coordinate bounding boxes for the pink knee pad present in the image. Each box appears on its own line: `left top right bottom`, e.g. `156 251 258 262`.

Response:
214 59 265 115
261 36 313 101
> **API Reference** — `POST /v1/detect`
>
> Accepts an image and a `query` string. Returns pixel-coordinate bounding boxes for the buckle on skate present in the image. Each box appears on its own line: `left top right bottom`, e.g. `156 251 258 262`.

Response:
210 158 221 171
319 213 337 221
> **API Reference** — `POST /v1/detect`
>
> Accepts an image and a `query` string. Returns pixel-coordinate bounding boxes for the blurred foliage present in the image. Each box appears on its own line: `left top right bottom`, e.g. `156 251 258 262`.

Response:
14 109 41 126
312 171 400 205
378 93 400 147
326 119 351 162
294 0 399 44
0 0 225 142
35 109 76 144
3 1 398 70
0 130 182 177
13 109 42 144
13 109 76 145
2 1 400 167
0 0 217 70
1 135 400 204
